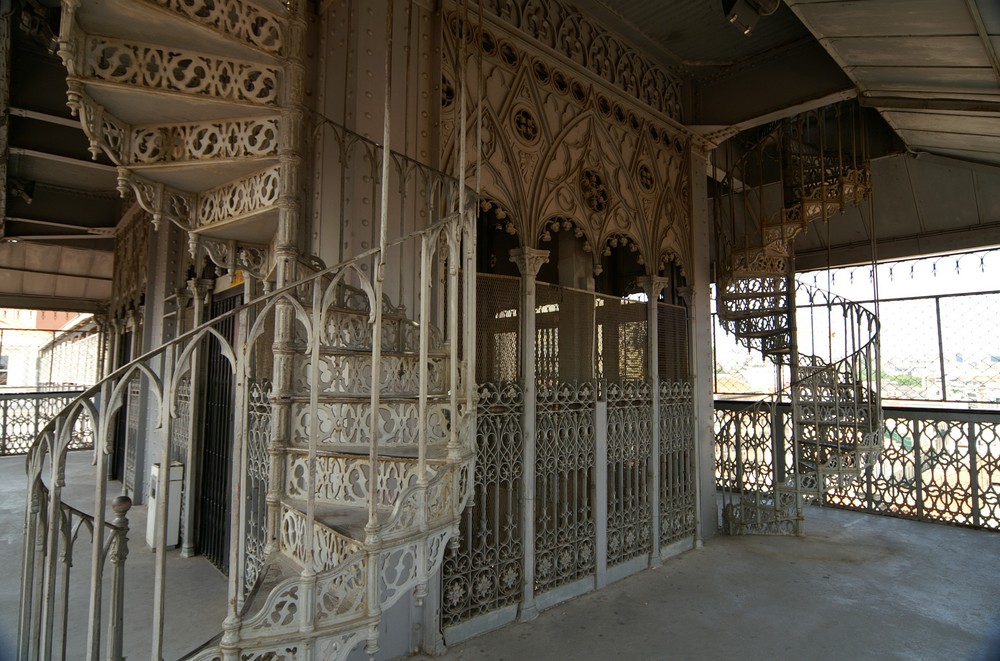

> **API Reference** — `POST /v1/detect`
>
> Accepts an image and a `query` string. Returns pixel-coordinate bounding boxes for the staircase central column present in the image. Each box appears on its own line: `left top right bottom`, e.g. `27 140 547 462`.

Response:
510 247 549 622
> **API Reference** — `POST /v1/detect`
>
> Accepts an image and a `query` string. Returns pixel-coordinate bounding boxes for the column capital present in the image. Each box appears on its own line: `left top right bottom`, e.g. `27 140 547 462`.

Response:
509 247 549 278
638 275 670 298
187 277 213 304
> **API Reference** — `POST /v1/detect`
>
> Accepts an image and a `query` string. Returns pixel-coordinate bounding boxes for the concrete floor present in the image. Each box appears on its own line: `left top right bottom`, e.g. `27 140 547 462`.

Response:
0 452 228 660
3 451 999 660
423 506 1000 661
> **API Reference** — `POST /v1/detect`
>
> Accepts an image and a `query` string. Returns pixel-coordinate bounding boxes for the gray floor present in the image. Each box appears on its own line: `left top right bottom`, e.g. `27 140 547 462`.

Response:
423 506 1000 661
3 451 1000 660
0 452 228 661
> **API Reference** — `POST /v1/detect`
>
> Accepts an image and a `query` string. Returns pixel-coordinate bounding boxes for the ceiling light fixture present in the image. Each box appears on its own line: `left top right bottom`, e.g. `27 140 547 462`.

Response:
722 0 781 36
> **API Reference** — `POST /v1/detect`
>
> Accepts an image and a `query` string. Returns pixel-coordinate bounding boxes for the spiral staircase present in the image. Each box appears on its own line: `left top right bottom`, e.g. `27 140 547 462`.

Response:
18 0 475 659
715 113 883 534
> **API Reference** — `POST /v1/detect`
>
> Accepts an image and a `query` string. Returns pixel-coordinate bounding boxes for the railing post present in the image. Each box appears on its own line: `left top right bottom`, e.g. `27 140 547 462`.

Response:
107 495 131 661
59 510 73 661
639 276 668 562
181 278 211 558
510 247 548 622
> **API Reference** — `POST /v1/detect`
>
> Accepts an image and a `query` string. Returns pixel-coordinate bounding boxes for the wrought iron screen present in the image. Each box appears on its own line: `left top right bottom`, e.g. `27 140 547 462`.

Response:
660 381 696 545
715 401 1000 531
475 274 520 383
443 273 524 625
442 382 523 626
597 293 652 566
659 302 690 382
535 380 597 592
0 391 91 455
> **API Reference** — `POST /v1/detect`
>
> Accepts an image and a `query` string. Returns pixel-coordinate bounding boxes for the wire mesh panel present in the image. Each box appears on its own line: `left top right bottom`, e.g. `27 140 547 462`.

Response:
535 284 597 384
605 381 652 565
658 302 689 382
595 295 647 383
476 274 521 383
535 381 597 593
660 382 695 545
442 382 524 626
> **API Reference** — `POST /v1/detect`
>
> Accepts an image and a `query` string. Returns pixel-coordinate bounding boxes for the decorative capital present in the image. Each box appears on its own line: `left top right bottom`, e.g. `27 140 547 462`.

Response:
187 277 212 304
637 275 670 298
677 285 693 305
509 247 549 278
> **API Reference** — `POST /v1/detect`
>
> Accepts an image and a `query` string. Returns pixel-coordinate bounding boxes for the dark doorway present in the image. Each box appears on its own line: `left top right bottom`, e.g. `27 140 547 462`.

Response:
197 292 239 573
109 329 131 482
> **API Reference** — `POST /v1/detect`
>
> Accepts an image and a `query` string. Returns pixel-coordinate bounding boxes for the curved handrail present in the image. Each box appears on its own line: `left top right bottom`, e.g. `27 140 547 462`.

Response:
24 211 472 465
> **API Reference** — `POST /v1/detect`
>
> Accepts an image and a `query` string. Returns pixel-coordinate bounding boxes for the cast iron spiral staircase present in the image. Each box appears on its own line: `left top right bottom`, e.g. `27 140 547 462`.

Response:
715 112 883 534
19 0 476 658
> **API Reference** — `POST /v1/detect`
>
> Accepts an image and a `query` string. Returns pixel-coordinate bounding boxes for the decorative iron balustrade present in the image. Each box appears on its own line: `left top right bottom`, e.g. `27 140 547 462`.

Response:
715 400 1000 531
0 391 90 455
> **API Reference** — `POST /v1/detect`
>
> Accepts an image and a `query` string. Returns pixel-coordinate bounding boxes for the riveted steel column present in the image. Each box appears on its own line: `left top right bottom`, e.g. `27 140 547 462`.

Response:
510 247 548 622
639 276 668 562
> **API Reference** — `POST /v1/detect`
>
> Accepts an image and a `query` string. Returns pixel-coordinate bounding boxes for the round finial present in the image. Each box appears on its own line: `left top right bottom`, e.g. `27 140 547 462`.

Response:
111 495 132 516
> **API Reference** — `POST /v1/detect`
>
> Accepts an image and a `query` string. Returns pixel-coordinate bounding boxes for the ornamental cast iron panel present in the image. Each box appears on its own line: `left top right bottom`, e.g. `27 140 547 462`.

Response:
606 381 652 565
442 382 524 626
535 381 596 593
660 381 695 545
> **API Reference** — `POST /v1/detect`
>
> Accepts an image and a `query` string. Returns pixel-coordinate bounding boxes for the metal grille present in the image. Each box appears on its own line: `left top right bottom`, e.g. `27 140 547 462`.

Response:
535 381 596 592
658 302 689 382
442 382 524 626
125 376 141 496
716 402 1000 531
0 391 89 455
198 295 239 573
170 376 191 545
596 294 647 383
606 382 652 565
110 329 132 482
535 284 598 383
475 274 520 383
660 381 695 545
244 378 272 595
714 401 777 494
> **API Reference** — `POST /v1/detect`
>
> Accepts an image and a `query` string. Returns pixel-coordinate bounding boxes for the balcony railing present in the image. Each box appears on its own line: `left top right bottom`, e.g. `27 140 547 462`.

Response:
0 391 91 456
715 399 1000 531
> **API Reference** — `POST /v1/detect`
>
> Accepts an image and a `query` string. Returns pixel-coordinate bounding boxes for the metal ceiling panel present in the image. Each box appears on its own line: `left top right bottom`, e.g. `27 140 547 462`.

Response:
906 159 981 232
884 110 1000 138
899 130 1000 155
850 67 999 96
827 36 990 68
798 0 973 37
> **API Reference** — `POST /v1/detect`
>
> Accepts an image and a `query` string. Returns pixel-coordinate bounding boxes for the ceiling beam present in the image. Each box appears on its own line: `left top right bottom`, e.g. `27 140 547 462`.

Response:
965 0 1000 83
0 293 106 313
860 95 1000 113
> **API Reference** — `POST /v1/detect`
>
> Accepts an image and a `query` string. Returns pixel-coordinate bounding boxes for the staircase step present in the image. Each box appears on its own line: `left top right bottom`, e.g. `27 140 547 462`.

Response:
289 400 451 448
293 352 449 398
76 0 285 61
285 452 443 509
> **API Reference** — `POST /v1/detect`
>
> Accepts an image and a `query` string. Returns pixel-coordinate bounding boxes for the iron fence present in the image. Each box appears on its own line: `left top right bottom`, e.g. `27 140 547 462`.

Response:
715 400 1000 531
0 390 92 455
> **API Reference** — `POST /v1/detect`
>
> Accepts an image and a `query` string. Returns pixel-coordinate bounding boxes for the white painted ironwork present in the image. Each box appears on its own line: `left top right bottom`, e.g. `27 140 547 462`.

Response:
660 381 696 545
714 105 882 535
534 381 597 593
605 381 652 566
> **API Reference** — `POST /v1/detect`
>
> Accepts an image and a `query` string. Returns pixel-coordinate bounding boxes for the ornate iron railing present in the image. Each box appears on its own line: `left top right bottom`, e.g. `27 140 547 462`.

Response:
18 199 477 661
715 400 1000 531
0 391 90 455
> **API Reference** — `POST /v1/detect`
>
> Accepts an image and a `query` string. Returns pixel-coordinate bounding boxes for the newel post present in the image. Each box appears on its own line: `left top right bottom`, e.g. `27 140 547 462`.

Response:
107 495 132 661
